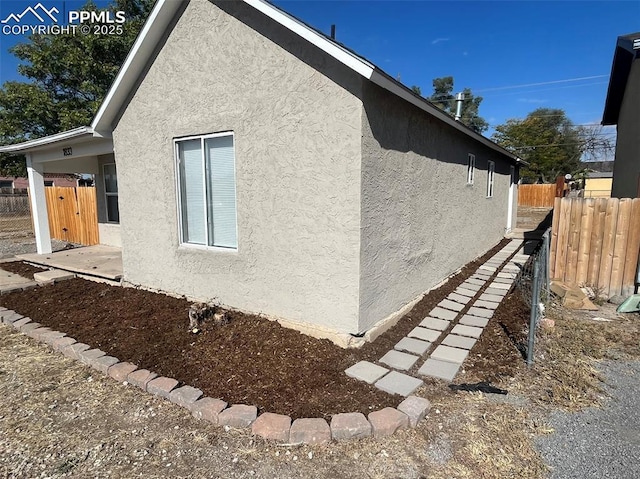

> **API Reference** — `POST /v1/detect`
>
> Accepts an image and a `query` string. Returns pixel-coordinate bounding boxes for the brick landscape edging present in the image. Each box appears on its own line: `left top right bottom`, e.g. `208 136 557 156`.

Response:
0 306 431 444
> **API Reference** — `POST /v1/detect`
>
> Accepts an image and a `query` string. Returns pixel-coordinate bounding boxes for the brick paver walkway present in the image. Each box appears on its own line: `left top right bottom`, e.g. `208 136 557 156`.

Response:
346 239 530 395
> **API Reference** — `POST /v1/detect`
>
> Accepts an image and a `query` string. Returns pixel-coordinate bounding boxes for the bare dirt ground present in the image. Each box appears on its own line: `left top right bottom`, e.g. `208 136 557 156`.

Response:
516 206 553 231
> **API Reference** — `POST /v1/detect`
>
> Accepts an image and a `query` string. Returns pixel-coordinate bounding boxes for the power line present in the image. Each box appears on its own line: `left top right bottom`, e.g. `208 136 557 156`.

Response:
479 81 609 99
474 75 609 93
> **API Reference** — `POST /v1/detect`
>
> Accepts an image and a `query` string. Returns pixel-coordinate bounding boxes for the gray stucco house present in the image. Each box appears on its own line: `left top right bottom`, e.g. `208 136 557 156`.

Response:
603 32 640 198
0 0 521 345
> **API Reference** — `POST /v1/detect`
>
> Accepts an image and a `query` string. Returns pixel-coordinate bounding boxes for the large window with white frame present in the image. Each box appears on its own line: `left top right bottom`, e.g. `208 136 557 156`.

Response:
103 163 119 222
467 153 475 185
486 160 495 198
175 132 237 249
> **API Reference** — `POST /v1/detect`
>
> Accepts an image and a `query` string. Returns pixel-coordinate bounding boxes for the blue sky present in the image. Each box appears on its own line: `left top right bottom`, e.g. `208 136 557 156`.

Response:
0 0 638 138
271 0 639 136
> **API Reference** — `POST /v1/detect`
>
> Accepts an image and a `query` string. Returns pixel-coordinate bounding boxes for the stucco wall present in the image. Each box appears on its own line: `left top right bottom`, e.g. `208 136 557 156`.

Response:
112 0 363 333
611 59 640 198
358 82 513 332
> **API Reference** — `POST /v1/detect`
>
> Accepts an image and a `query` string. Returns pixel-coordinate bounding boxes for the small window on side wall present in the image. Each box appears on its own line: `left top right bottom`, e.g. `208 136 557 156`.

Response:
487 161 495 198
467 154 475 185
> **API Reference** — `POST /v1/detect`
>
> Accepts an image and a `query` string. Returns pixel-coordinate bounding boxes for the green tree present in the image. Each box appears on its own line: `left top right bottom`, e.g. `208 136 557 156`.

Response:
492 108 584 183
427 76 489 134
0 0 155 176
410 85 422 95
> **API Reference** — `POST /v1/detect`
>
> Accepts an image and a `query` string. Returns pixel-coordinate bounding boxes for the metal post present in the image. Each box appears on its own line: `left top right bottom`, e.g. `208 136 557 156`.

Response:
543 229 551 301
527 260 540 366
454 92 465 121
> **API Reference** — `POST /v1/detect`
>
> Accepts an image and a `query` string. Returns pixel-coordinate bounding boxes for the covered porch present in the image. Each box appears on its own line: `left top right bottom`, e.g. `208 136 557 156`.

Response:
17 244 123 282
0 127 120 254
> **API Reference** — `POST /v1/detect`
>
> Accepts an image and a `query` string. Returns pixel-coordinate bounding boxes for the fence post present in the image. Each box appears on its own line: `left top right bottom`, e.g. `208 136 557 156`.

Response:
527 260 540 366
543 228 551 301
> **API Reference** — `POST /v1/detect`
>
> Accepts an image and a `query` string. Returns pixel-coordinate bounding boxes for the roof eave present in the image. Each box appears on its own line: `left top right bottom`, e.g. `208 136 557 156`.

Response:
91 0 181 134
0 126 96 154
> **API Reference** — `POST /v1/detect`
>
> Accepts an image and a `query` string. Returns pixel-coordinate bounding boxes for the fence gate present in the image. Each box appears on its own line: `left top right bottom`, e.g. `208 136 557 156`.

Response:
45 187 99 245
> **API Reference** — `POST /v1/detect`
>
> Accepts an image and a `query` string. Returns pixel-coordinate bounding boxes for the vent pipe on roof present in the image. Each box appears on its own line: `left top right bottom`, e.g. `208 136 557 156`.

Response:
330 24 336 40
454 92 465 121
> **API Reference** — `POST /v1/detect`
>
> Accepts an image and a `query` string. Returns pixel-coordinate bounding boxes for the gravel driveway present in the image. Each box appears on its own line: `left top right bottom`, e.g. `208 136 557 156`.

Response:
536 360 640 478
0 235 70 259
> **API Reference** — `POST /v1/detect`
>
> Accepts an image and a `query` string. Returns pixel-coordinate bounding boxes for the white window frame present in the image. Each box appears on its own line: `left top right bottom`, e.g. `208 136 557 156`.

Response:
467 153 475 185
174 131 238 252
487 160 495 198
103 163 119 223
0 180 14 189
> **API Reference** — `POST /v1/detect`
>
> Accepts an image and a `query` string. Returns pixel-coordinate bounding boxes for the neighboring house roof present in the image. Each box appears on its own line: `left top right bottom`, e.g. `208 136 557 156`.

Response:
602 32 640 125
1 0 523 165
0 173 79 188
587 171 614 179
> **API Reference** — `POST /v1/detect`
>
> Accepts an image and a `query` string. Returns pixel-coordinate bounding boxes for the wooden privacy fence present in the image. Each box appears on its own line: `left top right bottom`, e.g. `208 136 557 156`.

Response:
45 187 99 245
550 197 640 297
0 193 30 214
518 184 556 207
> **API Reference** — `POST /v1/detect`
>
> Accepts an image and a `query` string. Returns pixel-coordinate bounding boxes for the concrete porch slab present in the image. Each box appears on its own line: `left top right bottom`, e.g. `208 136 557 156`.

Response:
17 245 123 281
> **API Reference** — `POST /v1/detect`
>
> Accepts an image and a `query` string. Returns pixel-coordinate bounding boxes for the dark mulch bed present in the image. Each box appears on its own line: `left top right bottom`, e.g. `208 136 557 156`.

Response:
0 261 47 278
462 292 531 384
0 238 532 418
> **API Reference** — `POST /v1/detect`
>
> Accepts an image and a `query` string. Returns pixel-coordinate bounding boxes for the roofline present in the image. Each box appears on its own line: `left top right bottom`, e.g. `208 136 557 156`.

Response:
90 0 521 164
91 0 179 134
0 126 96 153
602 32 640 125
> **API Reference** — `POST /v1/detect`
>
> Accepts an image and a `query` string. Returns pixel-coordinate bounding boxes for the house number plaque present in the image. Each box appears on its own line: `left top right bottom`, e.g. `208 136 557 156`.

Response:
63 147 73 156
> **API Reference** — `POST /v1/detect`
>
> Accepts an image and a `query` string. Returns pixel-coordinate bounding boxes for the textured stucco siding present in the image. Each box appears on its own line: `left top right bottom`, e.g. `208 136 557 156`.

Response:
112 0 363 333
358 82 513 332
611 60 640 198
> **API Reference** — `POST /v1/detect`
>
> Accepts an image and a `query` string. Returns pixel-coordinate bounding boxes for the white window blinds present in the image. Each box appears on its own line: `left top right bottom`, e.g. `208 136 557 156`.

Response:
205 135 237 248
177 133 237 249
179 139 206 245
